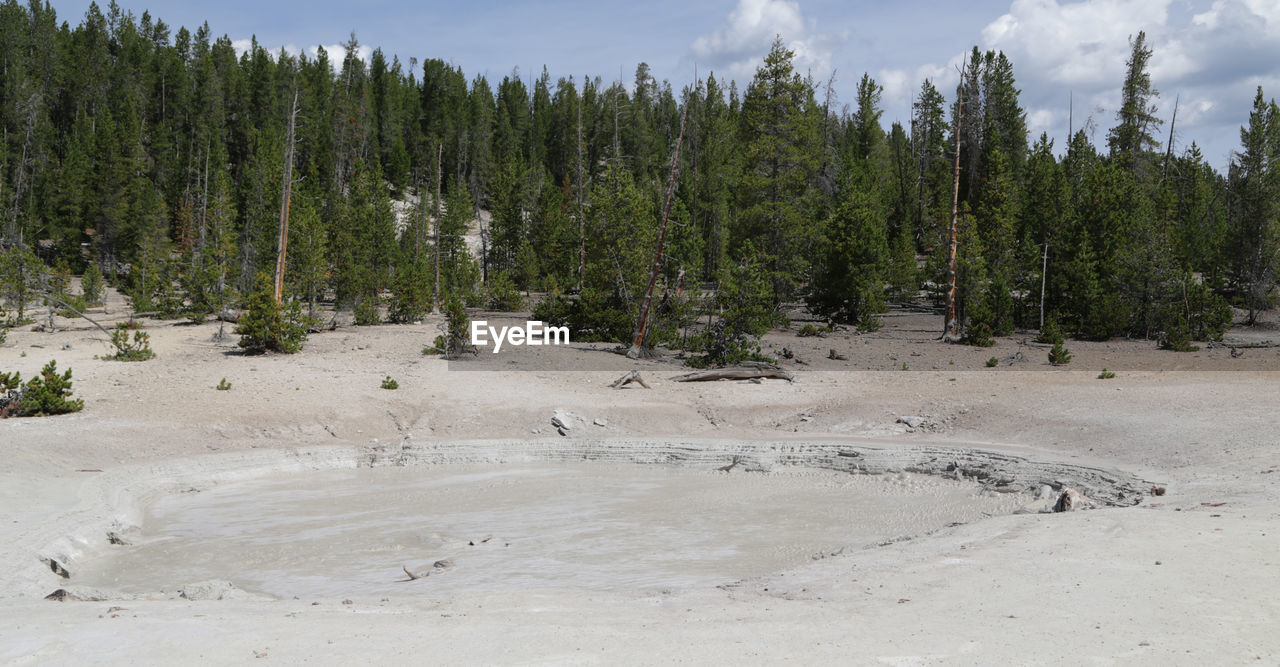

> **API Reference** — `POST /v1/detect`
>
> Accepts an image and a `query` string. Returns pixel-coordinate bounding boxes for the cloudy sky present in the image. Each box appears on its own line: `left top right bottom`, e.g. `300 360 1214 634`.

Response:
57 0 1280 170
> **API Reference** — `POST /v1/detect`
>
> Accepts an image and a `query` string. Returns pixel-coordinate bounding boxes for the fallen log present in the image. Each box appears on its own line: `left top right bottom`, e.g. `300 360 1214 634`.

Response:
670 368 794 383
1210 340 1275 349
610 370 650 389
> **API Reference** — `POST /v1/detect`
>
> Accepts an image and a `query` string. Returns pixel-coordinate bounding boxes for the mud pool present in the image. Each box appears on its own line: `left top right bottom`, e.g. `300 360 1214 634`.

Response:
74 463 1028 598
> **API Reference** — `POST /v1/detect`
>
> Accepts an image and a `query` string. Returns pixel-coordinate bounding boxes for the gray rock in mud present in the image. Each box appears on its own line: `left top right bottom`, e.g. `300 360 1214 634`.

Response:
897 415 926 429
1053 487 1096 512
180 579 240 601
551 409 576 432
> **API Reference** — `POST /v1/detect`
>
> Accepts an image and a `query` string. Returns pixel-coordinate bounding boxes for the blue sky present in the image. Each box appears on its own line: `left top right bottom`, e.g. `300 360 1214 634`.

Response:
55 0 1280 170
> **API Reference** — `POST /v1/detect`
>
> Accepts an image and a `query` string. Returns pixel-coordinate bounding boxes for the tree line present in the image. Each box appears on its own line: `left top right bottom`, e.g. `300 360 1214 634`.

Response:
1 1 1276 359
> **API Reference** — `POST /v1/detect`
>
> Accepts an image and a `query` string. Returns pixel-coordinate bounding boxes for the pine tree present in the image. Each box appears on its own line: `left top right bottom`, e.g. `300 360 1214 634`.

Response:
693 242 775 367
284 189 327 318
331 161 396 314
1107 31 1163 171
1226 88 1280 323
736 38 822 304
912 79 951 250
806 190 888 328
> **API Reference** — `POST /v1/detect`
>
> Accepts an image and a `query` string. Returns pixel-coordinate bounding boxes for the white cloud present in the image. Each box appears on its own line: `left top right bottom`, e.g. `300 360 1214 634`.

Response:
317 43 373 64
897 0 1280 166
689 0 836 83
981 0 1172 88
229 38 370 67
877 56 964 120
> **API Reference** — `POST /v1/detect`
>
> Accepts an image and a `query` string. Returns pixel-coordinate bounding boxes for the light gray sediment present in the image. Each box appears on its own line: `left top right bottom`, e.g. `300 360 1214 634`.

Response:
365 438 1152 505
5 437 1154 600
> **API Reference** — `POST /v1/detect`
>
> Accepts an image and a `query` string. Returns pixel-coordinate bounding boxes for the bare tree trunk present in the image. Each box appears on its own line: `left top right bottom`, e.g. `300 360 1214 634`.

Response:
273 88 300 305
1162 94 1179 184
576 92 586 290
414 172 424 264
6 92 39 246
196 148 209 270
1040 243 1049 330
943 84 963 342
627 107 687 359
433 143 443 311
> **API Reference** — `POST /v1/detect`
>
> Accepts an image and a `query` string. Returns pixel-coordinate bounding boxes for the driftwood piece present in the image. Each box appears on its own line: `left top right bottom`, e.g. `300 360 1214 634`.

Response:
671 368 794 383
1209 340 1275 349
717 456 743 472
739 361 781 370
610 370 651 389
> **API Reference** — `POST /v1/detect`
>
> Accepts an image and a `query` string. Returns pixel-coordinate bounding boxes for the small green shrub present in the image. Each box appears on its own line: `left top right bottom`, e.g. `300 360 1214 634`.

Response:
484 272 524 312
1158 326 1199 352
1036 316 1065 345
236 274 308 354
530 288 572 327
1098 369 1116 379
0 360 84 418
429 296 475 358
216 378 232 391
796 323 824 337
0 370 21 414
354 296 382 326
380 376 399 390
388 259 432 324
986 357 999 367
108 323 155 361
1048 342 1072 366
80 261 105 307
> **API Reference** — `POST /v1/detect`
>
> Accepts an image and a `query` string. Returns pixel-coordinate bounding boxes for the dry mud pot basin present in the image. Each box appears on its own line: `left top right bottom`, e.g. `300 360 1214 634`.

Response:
21 438 1149 603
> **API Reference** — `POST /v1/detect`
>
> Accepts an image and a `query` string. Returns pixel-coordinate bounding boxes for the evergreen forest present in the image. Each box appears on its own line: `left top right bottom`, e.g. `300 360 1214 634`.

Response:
2 0 1278 359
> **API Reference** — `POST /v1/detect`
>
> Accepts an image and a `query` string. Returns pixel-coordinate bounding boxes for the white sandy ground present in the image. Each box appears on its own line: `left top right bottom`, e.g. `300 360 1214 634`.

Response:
1 297 1279 664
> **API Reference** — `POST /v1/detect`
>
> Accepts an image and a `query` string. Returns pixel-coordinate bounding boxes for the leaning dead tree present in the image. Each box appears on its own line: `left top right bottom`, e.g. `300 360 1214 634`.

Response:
432 143 443 311
273 87 300 305
942 66 964 343
626 107 688 359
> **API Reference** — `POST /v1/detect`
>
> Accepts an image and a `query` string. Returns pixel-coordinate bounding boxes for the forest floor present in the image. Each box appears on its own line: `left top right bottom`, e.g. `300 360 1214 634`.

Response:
1 290 1278 664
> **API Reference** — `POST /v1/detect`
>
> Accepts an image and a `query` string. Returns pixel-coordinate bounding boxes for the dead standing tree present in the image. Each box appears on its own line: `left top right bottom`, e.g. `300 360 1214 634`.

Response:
576 91 586 290
433 143 443 311
942 65 965 343
626 107 688 359
6 91 41 247
273 88 301 305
